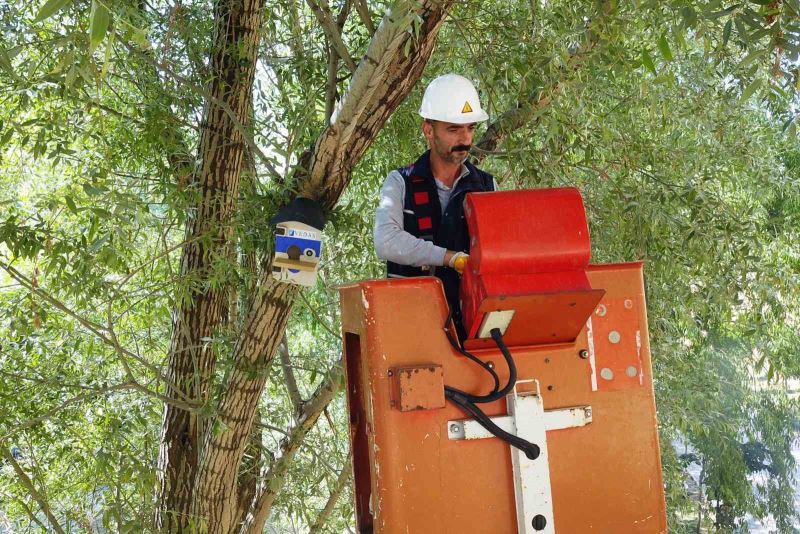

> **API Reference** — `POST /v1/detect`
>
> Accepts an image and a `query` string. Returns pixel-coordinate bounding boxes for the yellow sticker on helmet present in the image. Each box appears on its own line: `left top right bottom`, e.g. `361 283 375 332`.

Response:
461 101 473 113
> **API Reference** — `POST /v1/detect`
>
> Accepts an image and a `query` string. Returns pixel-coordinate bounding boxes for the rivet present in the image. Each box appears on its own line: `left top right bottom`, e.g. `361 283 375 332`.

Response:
626 366 638 377
624 299 633 309
449 423 461 433
387 370 394 377
600 367 614 380
579 349 589 359
596 304 607 317
486 361 494 369
608 331 621 344
544 357 550 363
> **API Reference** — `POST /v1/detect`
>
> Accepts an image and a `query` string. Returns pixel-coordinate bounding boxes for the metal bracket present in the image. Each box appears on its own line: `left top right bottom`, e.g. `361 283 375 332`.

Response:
447 380 593 534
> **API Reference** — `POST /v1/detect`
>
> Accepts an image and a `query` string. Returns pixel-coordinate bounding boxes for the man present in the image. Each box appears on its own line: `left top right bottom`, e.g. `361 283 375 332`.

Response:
373 74 495 340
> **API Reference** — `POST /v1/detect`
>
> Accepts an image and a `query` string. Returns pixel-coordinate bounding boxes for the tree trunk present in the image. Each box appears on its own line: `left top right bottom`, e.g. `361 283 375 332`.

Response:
191 2 454 531
157 0 454 531
155 0 264 530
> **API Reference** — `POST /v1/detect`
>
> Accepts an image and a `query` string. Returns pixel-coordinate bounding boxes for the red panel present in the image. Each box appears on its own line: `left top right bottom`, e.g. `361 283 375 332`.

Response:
464 188 590 276
460 268 598 344
462 288 605 349
418 216 432 230
460 188 598 345
413 191 429 205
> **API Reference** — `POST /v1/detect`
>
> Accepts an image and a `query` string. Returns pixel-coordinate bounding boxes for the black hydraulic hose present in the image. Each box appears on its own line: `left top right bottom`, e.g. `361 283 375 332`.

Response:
447 328 516 404
443 327 541 460
445 388 540 460
443 314 500 396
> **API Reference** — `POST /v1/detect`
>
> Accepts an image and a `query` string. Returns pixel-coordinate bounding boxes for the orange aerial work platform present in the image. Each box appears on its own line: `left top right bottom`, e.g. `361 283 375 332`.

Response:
338 188 667 533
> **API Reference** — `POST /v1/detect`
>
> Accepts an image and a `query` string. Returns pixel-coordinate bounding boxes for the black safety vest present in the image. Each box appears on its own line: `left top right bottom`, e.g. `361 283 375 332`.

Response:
386 150 494 339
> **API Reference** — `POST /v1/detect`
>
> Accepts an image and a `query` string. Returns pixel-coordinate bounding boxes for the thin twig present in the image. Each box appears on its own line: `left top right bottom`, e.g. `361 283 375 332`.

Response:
297 290 339 339
308 454 353 533
0 445 67 534
118 36 283 182
306 0 357 73
354 0 375 34
279 335 304 413
114 235 201 290
0 383 137 441
0 261 196 406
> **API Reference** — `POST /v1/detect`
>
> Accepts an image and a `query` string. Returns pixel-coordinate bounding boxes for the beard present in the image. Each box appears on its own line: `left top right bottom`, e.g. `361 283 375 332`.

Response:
433 137 469 164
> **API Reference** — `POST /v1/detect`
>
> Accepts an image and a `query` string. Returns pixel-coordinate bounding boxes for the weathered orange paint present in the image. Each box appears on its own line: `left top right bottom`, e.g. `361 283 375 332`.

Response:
390 365 446 412
339 262 666 533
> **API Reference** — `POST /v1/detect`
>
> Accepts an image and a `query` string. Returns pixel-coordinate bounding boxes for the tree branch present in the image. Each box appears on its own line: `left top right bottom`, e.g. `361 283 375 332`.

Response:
240 362 343 534
278 335 304 414
12 496 50 532
308 454 352 533
0 261 194 406
0 446 66 534
299 0 456 207
324 0 351 122
306 0 357 73
0 383 137 442
473 12 605 165
354 0 375 35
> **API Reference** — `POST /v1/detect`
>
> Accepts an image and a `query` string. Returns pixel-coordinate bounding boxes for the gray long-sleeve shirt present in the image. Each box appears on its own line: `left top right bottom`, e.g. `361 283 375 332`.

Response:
373 164 497 268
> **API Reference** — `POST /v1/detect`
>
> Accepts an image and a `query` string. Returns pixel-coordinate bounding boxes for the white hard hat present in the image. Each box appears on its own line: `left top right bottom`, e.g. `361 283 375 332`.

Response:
419 74 489 124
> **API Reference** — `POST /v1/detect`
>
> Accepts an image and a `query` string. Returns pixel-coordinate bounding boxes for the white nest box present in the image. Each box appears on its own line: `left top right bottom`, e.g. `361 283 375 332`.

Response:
271 197 327 287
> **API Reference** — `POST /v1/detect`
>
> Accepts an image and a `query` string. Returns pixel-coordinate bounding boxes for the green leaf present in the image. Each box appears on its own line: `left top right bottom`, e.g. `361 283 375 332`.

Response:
658 34 673 61
82 183 106 196
88 234 109 253
131 27 150 50
722 20 733 46
681 6 698 27
65 65 77 87
64 195 78 214
89 0 111 52
642 49 657 74
0 129 13 146
0 48 14 76
739 78 763 102
33 0 73 22
738 49 767 69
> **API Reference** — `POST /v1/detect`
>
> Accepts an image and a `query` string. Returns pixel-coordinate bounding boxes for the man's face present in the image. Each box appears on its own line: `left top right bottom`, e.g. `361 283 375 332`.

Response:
422 120 477 165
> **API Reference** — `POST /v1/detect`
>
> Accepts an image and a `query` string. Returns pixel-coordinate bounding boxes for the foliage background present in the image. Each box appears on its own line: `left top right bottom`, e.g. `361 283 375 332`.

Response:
1 0 799 532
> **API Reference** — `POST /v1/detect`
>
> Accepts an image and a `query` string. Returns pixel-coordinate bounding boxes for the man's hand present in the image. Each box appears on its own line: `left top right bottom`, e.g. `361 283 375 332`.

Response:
446 251 469 274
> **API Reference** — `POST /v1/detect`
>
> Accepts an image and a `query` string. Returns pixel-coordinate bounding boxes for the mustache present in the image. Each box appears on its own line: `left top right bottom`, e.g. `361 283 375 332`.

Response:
451 144 471 153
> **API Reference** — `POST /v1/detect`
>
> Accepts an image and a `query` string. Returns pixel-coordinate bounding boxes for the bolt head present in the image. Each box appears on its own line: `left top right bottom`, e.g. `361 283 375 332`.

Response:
579 349 589 359
449 423 460 433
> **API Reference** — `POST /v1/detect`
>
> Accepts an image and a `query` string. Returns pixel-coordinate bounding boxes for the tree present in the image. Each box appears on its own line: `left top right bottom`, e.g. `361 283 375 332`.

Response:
1 0 799 532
